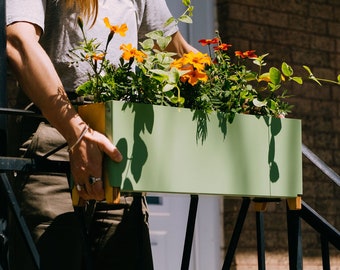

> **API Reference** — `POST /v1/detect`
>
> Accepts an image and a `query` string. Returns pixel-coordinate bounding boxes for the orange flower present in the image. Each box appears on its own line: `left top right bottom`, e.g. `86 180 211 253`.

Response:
92 52 105 61
213 43 232 51
170 52 211 86
85 52 105 61
103 17 128 36
176 51 211 71
198 38 219 46
170 57 187 69
120 43 146 63
180 66 208 86
187 51 211 71
235 50 258 59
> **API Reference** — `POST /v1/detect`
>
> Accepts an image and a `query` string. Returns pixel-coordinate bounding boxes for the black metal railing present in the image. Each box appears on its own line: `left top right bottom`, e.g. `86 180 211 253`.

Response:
223 144 340 270
296 144 340 269
0 0 7 156
302 144 340 187
285 143 340 270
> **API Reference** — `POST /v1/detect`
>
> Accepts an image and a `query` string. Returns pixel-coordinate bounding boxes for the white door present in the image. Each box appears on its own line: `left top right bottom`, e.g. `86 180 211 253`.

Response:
148 194 223 270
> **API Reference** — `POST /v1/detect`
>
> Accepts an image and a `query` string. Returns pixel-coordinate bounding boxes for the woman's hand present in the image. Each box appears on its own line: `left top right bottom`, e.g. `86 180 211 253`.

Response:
69 127 122 201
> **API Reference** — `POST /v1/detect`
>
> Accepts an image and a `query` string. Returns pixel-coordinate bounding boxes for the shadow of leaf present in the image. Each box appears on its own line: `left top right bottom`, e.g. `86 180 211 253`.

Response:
109 138 128 187
266 117 282 183
122 177 134 191
271 118 282 136
217 111 228 139
193 110 208 144
131 137 148 182
269 161 280 183
268 136 275 163
130 103 154 183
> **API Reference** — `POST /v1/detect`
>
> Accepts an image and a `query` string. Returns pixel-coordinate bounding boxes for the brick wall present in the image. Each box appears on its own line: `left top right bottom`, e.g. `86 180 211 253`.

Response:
216 0 340 268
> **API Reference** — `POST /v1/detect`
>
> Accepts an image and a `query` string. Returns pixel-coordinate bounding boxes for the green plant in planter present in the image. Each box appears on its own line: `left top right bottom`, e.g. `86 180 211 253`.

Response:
69 0 340 123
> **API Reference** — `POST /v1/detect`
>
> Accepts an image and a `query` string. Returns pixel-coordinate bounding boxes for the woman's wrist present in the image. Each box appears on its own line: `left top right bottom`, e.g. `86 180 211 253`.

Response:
68 124 89 153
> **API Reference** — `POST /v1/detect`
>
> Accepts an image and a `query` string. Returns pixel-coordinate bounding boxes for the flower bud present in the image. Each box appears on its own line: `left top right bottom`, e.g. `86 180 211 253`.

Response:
77 16 84 30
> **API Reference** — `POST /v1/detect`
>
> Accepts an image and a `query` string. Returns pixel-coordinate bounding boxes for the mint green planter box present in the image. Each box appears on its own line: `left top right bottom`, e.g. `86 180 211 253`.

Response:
95 100 303 198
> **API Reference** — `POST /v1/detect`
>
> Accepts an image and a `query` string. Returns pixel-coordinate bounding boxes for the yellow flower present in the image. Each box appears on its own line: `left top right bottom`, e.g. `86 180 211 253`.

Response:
85 53 105 61
120 43 147 63
172 52 211 73
180 66 208 86
171 52 211 86
182 51 212 71
103 17 128 37
92 52 105 61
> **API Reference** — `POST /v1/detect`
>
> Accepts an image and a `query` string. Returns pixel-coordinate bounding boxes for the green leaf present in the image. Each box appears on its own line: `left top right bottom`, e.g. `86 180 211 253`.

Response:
303 65 322 85
182 0 191 6
163 84 175 92
187 6 194 16
168 68 180 84
259 72 270 82
76 80 94 95
268 99 278 110
140 39 154 50
311 77 322 85
228 75 239 81
303 65 312 75
253 98 267 107
150 69 169 83
169 95 184 105
164 17 176 27
291 76 303 84
337 74 340 82
268 83 281 92
145 30 164 40
253 53 269 66
178 15 193 24
157 36 172 51
269 67 281 85
245 72 257 81
252 59 262 66
281 62 293 77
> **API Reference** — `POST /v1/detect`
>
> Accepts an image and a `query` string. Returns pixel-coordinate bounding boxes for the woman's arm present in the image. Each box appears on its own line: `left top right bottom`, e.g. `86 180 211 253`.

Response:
7 21 122 201
167 31 198 56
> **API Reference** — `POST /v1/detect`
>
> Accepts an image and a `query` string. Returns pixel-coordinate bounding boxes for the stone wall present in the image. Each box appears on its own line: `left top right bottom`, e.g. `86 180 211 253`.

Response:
216 0 340 268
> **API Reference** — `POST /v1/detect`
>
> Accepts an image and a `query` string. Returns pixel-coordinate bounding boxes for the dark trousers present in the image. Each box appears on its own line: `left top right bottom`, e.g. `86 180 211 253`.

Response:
8 123 153 270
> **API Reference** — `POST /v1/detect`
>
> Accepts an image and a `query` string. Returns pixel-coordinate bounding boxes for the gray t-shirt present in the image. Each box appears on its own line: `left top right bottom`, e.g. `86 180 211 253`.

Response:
6 0 178 92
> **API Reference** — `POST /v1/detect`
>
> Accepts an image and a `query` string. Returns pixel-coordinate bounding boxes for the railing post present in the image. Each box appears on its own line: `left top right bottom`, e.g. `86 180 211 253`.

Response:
286 203 303 270
256 211 266 270
181 194 199 270
320 235 330 270
0 173 40 269
222 198 251 270
0 0 7 155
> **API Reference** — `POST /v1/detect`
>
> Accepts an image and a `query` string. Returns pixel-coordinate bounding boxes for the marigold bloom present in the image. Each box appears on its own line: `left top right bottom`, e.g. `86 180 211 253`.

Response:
180 51 212 71
103 17 128 36
92 53 105 61
180 66 208 86
120 43 146 63
198 38 219 46
235 50 258 59
170 58 186 69
85 53 105 61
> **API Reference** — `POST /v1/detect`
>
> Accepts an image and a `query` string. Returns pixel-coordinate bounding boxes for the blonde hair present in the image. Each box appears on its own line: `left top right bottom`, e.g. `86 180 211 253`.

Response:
65 0 98 25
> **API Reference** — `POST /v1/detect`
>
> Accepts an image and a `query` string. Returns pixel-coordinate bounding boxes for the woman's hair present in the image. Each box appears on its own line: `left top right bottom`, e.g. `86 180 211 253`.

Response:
65 0 98 25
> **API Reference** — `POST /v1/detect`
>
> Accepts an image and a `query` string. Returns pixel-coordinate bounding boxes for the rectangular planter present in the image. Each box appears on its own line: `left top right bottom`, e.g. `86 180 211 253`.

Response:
79 100 302 199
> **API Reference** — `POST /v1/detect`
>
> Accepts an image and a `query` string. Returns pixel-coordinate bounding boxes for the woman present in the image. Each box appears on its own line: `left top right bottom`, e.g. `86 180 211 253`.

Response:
6 0 196 269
